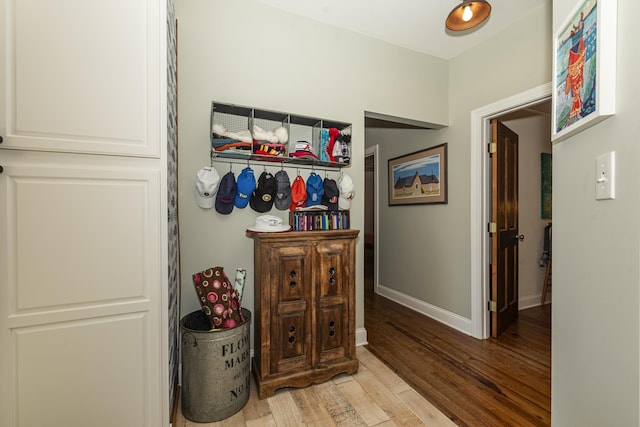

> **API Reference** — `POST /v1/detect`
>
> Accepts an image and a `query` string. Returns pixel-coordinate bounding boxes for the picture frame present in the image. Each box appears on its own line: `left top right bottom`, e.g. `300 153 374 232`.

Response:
388 143 448 206
552 0 617 142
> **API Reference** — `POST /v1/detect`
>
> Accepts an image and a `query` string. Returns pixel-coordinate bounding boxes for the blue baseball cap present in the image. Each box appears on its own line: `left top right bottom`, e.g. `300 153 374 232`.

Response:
234 167 256 208
306 173 324 206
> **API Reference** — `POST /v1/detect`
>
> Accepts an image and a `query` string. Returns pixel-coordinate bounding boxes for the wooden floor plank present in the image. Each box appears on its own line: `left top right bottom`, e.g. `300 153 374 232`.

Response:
356 346 412 394
352 366 429 426
245 415 276 427
396 388 456 427
289 386 336 427
336 377 390 426
266 390 304 427
312 380 368 427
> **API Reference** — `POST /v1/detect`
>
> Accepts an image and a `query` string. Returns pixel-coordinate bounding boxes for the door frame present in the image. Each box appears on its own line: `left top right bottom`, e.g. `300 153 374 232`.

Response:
470 83 551 339
365 145 380 294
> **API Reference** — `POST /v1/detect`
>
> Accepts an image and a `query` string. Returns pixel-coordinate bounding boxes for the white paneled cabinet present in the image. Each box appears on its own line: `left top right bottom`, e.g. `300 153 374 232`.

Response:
0 0 161 157
0 1 168 426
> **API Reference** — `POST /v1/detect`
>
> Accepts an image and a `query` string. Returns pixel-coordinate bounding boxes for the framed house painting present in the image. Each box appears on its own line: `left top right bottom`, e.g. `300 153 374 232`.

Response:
388 143 448 206
552 0 617 142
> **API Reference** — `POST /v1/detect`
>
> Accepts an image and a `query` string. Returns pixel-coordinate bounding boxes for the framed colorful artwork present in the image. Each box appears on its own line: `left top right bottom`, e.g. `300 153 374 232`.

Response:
388 143 448 206
552 0 617 142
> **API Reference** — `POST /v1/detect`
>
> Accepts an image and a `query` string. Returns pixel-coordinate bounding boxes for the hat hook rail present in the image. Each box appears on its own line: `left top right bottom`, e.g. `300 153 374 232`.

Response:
209 153 346 175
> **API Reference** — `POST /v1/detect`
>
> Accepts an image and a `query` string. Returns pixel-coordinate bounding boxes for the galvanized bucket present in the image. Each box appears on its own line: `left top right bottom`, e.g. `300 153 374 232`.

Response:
180 309 251 423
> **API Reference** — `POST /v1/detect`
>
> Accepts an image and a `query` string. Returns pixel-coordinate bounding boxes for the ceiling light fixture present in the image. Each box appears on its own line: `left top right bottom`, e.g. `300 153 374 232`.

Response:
446 0 492 31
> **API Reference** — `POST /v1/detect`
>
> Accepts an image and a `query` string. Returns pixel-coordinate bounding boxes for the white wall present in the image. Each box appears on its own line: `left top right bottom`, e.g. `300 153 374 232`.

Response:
502 113 552 308
552 0 640 423
174 0 449 338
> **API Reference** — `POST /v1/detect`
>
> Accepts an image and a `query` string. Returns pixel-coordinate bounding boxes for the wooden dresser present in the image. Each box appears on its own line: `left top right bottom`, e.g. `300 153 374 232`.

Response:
247 229 359 399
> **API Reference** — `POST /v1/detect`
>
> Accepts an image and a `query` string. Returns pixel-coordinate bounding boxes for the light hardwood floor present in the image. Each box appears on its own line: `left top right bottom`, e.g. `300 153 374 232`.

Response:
174 346 455 427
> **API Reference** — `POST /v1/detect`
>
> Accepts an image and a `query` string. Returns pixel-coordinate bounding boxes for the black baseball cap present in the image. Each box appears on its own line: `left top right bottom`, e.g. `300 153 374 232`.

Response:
215 171 237 215
274 170 292 210
250 171 277 213
321 178 339 210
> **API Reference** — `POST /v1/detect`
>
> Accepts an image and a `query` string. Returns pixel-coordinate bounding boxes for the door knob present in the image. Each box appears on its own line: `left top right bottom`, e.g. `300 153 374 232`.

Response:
0 135 3 143
0 165 3 174
516 234 525 241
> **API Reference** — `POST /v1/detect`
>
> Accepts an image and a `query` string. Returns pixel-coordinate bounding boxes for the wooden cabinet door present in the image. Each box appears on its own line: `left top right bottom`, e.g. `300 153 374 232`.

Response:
315 239 353 365
269 244 313 374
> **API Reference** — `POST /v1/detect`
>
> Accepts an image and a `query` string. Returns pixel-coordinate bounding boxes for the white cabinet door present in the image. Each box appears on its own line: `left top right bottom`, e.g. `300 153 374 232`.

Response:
0 0 168 425
0 0 162 157
0 151 165 427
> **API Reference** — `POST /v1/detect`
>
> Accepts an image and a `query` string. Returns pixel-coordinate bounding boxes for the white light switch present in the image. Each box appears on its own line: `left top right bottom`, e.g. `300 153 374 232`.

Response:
595 151 615 200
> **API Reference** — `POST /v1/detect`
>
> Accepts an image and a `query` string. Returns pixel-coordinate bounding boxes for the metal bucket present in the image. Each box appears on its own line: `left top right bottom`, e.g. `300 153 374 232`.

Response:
180 309 251 423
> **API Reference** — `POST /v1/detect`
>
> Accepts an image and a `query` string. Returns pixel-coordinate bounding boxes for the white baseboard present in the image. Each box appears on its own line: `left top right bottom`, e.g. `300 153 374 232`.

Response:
376 285 473 336
356 328 368 346
520 291 551 310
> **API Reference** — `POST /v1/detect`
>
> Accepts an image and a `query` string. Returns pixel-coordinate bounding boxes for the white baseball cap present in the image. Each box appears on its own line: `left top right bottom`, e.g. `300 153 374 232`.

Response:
338 173 355 210
247 215 291 233
195 167 220 209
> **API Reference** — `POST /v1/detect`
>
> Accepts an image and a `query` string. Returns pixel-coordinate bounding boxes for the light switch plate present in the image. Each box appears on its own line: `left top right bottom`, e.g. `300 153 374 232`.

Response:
595 151 615 200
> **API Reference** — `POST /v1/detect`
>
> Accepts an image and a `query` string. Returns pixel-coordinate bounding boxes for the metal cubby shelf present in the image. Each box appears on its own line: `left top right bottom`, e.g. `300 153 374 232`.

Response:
210 101 352 171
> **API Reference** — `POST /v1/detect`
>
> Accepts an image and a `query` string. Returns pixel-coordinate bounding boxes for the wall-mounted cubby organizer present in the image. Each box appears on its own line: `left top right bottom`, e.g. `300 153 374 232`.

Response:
210 101 352 170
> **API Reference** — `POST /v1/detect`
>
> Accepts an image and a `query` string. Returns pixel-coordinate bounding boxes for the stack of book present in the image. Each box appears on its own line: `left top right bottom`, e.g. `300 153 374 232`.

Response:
289 209 350 231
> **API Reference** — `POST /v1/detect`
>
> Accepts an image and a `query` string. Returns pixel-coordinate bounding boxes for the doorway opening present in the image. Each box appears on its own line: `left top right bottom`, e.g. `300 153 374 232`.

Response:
364 146 378 296
470 83 552 339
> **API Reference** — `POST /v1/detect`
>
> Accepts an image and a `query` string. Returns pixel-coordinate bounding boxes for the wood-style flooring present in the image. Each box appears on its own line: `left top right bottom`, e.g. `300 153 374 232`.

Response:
174 345 455 426
364 290 551 427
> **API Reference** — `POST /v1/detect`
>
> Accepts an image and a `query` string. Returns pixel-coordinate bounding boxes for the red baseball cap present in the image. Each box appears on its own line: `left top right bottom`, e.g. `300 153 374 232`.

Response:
289 175 307 211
